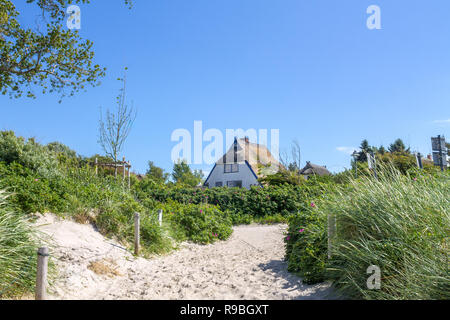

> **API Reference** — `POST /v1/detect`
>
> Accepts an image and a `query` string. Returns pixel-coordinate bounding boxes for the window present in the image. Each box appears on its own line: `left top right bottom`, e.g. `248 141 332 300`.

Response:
224 164 239 173
227 180 242 188
215 181 223 187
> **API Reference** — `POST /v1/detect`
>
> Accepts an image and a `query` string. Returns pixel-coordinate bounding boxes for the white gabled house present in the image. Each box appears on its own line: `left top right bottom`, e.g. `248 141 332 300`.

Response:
204 137 281 189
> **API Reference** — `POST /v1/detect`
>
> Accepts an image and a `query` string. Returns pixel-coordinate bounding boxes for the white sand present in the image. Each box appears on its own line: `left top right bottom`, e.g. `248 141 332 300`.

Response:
34 214 335 300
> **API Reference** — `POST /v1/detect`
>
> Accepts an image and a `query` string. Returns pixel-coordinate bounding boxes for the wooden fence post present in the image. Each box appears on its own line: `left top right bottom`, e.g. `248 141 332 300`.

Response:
158 209 163 227
36 247 49 300
95 157 98 176
127 161 131 189
327 214 336 259
122 157 126 181
134 212 140 256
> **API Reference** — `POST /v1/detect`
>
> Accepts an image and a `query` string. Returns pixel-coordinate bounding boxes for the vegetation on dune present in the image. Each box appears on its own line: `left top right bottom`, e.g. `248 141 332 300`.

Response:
0 132 448 300
0 190 38 298
284 165 450 299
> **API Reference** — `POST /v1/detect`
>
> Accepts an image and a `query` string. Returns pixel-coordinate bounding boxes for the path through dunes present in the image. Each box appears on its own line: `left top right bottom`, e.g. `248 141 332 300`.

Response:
35 214 335 300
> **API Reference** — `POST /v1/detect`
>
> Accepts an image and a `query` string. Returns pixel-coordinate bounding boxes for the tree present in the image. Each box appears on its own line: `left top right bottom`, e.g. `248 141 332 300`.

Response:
0 0 132 101
389 139 409 154
172 160 204 187
378 145 386 155
146 161 169 184
356 139 372 162
98 72 136 177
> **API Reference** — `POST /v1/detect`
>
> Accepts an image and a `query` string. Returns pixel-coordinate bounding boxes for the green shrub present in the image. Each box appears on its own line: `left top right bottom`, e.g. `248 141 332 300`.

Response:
0 131 60 178
158 201 233 244
285 205 328 284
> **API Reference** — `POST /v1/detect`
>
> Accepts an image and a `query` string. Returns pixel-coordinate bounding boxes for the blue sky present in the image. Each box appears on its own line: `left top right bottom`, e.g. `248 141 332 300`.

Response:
2 0 449 175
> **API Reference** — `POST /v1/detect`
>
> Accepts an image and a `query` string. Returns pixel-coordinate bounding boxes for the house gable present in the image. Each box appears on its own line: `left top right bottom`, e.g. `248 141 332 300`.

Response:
204 162 260 189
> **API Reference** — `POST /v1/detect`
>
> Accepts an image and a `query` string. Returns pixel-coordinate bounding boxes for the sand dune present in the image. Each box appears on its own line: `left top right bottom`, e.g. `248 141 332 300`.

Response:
34 214 335 300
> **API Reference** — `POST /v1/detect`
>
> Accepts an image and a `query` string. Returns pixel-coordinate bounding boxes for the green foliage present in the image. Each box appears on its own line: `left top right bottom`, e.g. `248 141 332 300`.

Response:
0 131 60 177
388 138 409 154
95 202 172 255
133 180 330 221
327 168 449 299
285 207 328 284
377 152 417 175
0 190 39 298
285 164 450 299
46 142 77 158
258 169 305 186
146 161 169 184
160 202 233 244
172 160 204 187
0 0 132 100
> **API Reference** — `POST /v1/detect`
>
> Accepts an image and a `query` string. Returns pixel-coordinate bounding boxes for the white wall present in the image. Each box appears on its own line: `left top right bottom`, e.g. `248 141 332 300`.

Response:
205 163 259 189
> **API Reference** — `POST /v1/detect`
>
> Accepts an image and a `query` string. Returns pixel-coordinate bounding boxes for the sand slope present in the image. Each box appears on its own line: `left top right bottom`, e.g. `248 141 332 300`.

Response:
35 214 335 300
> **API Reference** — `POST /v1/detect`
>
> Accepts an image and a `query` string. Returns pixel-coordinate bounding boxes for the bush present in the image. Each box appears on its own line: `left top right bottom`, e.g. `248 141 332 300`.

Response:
157 201 233 244
133 178 331 222
285 204 328 284
0 131 60 178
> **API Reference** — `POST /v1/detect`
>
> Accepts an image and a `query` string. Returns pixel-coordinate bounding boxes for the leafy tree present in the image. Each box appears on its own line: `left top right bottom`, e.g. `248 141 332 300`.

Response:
146 161 169 184
388 138 409 154
378 145 386 155
98 72 136 177
172 160 204 187
0 0 132 101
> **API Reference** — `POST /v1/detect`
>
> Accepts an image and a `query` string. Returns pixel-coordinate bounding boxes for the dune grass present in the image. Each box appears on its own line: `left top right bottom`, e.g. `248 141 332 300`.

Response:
325 167 449 299
0 190 39 298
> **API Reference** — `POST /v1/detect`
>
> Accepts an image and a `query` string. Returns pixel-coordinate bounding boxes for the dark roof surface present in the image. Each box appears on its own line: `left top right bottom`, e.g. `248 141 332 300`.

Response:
299 162 331 176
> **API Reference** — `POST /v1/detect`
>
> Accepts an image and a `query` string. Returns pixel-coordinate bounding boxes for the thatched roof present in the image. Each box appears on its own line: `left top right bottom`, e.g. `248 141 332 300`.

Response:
216 138 282 178
299 162 331 176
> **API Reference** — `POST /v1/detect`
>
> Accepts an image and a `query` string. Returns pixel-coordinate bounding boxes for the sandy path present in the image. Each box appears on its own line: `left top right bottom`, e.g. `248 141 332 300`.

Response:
35 214 335 300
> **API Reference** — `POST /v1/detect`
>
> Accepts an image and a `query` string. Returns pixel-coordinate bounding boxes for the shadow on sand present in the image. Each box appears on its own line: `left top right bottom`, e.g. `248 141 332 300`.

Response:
258 259 340 300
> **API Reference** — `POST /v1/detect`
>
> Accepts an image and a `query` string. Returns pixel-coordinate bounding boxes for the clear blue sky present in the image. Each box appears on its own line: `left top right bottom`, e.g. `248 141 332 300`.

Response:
2 0 449 175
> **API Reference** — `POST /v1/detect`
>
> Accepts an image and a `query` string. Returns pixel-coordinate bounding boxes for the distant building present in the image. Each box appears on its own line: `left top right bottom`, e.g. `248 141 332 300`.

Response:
299 162 331 179
204 137 281 189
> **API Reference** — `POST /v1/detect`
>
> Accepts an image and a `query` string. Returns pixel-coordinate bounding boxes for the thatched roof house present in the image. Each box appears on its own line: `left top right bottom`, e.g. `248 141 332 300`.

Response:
299 162 331 178
204 137 282 189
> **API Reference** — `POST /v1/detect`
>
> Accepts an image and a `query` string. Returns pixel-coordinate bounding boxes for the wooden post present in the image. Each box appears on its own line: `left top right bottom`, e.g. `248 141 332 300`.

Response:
36 247 49 300
95 157 98 176
128 161 131 189
158 209 163 227
327 214 336 259
134 212 140 256
122 157 126 181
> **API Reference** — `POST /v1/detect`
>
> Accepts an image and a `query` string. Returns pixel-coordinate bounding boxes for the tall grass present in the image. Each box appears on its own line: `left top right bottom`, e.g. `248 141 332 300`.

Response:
324 166 449 299
0 190 38 298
